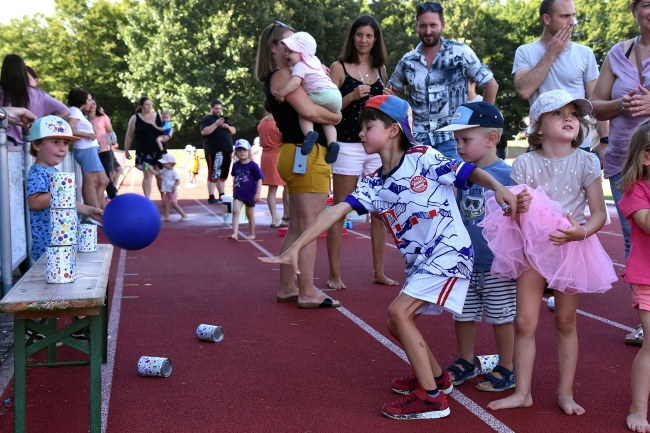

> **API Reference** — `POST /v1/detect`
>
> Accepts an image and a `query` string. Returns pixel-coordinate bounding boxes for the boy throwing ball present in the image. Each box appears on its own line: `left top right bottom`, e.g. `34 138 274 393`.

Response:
260 95 517 420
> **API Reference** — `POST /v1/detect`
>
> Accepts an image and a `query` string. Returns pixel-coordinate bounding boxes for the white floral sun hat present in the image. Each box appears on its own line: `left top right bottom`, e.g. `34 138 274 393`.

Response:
529 89 592 125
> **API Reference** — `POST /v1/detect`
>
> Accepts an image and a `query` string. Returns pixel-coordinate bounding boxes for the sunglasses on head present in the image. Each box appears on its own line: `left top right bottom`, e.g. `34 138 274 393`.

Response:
268 20 287 43
416 2 443 13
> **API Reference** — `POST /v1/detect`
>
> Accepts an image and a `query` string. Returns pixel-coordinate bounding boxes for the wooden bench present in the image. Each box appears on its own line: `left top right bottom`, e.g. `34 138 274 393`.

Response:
0 244 113 433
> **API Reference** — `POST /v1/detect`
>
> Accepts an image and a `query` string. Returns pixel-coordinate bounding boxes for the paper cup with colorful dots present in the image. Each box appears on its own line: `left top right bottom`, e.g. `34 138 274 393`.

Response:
46 246 76 283
475 355 499 375
50 208 78 246
196 324 224 343
49 172 76 208
77 224 97 252
137 356 172 377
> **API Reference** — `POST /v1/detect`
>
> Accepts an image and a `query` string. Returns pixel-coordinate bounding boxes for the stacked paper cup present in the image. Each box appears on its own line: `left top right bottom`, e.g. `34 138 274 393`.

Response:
46 172 78 284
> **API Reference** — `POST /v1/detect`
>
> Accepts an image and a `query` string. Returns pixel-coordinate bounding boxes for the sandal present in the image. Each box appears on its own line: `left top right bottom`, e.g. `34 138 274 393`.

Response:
476 365 515 392
625 324 644 347
446 358 478 386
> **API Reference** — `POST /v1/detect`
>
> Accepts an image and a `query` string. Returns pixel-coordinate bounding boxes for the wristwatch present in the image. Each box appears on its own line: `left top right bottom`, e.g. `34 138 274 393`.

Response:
599 136 609 144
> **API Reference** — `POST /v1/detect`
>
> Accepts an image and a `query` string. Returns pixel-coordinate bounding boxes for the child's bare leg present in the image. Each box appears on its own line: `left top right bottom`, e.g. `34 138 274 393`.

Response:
228 199 243 240
172 203 187 221
162 199 170 221
298 116 319 155
448 320 476 381
553 291 584 415
323 124 337 146
387 294 441 390
245 204 256 239
488 266 544 410
477 322 515 390
628 309 650 432
156 136 164 151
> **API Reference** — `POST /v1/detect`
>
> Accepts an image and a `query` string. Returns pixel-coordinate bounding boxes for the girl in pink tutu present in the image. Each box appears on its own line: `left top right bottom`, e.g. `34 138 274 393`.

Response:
617 120 650 433
481 89 617 415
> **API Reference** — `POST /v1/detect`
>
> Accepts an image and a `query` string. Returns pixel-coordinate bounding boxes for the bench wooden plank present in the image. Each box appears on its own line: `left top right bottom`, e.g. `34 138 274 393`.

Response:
0 244 113 313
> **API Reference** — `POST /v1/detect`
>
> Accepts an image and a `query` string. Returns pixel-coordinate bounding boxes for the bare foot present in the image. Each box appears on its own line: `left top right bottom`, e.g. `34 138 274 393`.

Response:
487 393 533 410
277 286 299 301
557 396 585 415
327 277 346 290
227 234 238 241
246 234 256 240
179 215 187 221
162 218 170 222
627 412 650 432
373 270 399 286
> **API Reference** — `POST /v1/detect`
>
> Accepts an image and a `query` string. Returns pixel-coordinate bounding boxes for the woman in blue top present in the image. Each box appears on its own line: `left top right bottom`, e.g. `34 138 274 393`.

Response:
327 14 398 289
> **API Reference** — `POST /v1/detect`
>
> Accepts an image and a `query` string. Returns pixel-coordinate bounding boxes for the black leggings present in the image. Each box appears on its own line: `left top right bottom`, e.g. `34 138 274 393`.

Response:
98 150 118 199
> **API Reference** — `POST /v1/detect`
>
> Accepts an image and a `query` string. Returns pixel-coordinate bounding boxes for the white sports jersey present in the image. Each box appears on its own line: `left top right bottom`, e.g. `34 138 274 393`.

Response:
345 145 475 279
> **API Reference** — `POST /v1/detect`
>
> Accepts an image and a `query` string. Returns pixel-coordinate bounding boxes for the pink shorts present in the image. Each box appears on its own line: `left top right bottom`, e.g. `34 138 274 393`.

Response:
163 191 178 204
332 142 381 176
632 284 650 311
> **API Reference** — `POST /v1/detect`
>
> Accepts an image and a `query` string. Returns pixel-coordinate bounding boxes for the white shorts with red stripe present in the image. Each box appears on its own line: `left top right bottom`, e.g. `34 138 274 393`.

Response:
401 274 470 316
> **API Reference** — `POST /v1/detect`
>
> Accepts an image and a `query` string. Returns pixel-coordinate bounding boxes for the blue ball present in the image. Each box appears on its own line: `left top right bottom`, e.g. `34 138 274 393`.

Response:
102 194 160 250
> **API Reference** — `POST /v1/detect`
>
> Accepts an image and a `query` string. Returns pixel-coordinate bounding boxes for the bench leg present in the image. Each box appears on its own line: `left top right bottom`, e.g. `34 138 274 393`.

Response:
14 319 26 433
89 314 101 433
46 318 57 363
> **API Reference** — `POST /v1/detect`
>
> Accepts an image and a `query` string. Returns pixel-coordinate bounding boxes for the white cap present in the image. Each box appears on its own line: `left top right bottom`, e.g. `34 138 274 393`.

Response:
234 139 251 150
158 153 176 164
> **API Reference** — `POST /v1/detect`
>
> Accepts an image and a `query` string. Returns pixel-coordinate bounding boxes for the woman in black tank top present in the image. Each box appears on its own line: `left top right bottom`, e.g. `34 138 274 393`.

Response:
326 14 398 290
255 21 342 309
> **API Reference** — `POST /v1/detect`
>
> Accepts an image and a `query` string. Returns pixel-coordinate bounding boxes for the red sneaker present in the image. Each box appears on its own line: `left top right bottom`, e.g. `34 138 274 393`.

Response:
391 371 454 395
382 384 450 420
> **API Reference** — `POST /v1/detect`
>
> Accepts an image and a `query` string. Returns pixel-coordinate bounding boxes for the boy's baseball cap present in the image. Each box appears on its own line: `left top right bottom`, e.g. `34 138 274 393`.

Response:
158 153 176 164
436 102 504 132
234 139 251 150
363 95 416 147
29 115 80 142
529 89 592 125
281 32 320 70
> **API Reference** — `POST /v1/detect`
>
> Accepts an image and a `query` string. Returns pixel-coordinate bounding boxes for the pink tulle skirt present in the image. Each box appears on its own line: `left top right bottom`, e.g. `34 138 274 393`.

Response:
478 185 617 295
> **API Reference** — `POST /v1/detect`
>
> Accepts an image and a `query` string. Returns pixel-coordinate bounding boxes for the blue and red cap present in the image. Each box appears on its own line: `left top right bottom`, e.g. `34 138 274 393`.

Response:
363 95 416 147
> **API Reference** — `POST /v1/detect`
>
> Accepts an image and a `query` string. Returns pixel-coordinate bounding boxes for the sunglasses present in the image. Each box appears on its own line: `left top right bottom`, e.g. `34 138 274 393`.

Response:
416 2 443 13
268 20 287 43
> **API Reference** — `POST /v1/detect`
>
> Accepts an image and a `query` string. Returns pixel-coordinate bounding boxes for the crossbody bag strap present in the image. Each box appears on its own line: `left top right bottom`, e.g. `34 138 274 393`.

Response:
635 36 645 86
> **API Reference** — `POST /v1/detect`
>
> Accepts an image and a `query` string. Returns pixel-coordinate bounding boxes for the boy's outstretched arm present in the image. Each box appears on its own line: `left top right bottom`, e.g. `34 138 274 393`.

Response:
467 167 518 219
259 202 353 273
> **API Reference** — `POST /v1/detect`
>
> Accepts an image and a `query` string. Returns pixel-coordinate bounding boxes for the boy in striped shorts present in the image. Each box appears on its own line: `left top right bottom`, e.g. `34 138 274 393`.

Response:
435 102 516 392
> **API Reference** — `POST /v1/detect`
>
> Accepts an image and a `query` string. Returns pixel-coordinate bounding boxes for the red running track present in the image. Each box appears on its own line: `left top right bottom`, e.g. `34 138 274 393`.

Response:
0 167 641 432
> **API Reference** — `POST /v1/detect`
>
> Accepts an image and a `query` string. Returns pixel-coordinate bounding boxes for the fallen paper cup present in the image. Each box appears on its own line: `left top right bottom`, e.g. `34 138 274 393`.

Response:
137 356 172 377
196 324 224 343
475 354 499 375
49 172 76 208
77 224 97 252
46 246 76 283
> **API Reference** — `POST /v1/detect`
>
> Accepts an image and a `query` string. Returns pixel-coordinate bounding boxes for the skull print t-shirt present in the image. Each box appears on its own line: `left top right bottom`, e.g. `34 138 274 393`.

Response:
456 158 512 271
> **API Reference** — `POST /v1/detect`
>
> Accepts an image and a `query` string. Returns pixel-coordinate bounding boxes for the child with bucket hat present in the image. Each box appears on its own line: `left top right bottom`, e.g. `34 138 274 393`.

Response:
480 89 616 414
25 115 104 260
260 95 518 420
148 153 187 222
273 31 342 164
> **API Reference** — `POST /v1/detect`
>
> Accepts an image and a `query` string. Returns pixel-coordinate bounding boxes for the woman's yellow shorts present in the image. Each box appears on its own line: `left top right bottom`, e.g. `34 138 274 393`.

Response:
277 143 330 194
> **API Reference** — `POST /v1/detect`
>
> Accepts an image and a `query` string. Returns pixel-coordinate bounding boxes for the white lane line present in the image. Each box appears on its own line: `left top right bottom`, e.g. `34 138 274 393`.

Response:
600 231 623 237
247 233 514 433
542 297 635 332
101 248 127 433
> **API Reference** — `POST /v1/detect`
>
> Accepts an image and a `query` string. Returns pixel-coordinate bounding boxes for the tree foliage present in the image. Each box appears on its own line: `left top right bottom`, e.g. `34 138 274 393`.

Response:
0 0 644 145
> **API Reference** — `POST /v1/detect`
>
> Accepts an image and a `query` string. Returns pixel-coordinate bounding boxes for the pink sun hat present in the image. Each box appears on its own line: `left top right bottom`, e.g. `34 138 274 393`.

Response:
281 31 321 70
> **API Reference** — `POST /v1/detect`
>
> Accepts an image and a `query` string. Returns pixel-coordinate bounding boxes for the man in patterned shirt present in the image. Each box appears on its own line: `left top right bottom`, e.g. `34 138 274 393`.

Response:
384 2 498 160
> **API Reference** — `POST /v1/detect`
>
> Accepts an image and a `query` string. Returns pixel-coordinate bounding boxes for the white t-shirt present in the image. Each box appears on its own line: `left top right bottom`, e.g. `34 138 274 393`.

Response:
512 40 599 147
344 145 475 280
292 61 338 94
512 41 599 105
68 106 99 150
161 168 179 193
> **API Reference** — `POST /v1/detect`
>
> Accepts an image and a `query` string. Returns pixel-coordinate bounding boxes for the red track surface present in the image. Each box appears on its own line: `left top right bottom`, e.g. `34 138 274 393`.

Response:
0 167 641 432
